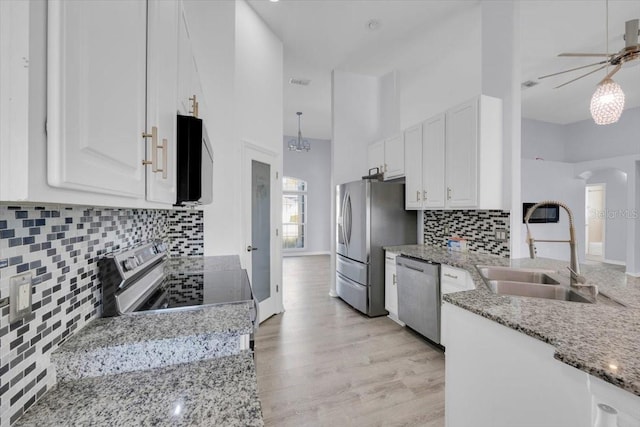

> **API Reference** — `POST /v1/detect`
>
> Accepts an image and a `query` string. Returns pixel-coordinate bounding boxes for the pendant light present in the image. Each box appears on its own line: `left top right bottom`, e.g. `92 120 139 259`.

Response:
288 112 311 152
590 0 625 125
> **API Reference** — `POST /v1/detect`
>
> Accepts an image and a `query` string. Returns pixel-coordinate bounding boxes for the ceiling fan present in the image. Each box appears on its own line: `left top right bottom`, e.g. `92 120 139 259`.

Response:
539 18 640 89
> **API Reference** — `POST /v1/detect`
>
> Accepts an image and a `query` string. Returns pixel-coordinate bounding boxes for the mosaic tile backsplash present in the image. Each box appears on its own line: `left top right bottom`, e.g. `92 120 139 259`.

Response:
423 210 510 258
0 204 203 426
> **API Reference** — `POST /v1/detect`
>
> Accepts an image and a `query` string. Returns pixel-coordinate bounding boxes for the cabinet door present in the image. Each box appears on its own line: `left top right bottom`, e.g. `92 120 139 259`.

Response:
383 134 404 180
367 140 384 175
47 0 146 198
404 125 423 209
384 252 398 315
146 0 179 203
423 114 446 208
446 99 478 207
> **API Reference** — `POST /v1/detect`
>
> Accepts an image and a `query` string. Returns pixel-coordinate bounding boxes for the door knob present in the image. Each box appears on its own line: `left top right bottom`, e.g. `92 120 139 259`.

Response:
247 245 258 252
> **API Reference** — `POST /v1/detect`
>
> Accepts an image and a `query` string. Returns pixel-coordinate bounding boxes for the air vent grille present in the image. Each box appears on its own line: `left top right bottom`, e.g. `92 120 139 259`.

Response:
289 78 311 86
522 80 539 88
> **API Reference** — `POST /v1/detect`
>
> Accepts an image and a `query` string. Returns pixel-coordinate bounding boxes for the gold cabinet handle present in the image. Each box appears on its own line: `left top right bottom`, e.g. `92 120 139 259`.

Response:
384 163 388 172
447 187 452 200
416 190 420 201
158 138 168 179
142 126 168 179
423 190 427 201
392 273 396 286
189 95 199 118
142 126 158 168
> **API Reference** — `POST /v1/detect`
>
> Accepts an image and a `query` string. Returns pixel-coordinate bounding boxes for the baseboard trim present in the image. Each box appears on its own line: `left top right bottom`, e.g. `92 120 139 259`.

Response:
283 251 331 257
603 258 626 266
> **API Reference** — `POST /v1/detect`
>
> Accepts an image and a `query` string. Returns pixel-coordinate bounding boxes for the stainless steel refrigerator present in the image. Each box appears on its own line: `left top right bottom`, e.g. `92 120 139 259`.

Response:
336 179 417 317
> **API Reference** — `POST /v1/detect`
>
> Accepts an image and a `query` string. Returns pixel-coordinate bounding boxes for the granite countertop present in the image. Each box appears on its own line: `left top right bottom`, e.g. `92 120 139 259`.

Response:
52 303 254 381
14 352 263 427
385 244 640 398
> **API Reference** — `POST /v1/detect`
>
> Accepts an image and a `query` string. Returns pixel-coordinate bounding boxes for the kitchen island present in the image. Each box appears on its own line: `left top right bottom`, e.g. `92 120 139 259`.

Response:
385 244 640 426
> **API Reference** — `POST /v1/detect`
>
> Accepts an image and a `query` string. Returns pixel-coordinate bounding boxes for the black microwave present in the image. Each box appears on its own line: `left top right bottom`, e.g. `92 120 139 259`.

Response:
175 115 213 206
523 202 560 223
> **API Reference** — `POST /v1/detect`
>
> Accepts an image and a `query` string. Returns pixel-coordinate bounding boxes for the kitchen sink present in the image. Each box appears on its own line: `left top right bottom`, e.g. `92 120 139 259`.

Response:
476 265 594 304
476 266 560 285
485 280 593 303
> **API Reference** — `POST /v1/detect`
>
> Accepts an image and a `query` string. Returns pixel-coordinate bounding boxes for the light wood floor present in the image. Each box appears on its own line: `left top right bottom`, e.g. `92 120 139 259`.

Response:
255 255 445 427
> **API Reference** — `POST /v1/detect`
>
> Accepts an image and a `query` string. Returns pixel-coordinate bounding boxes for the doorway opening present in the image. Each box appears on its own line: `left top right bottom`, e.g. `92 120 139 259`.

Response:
585 184 605 261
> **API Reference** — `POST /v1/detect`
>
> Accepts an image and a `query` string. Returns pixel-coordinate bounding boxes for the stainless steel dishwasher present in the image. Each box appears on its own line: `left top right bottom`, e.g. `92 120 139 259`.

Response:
396 256 441 344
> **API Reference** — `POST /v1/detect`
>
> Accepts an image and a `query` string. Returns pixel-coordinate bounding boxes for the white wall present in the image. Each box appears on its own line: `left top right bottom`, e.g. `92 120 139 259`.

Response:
586 169 628 264
564 106 640 163
282 137 331 255
399 5 482 129
521 159 585 262
186 0 283 257
331 70 380 185
521 118 566 161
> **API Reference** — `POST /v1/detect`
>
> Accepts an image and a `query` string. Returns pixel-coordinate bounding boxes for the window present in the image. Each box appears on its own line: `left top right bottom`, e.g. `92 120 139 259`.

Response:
282 176 307 249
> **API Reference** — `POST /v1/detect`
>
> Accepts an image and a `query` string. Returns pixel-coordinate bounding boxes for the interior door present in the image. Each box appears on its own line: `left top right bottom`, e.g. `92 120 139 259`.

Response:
243 143 282 323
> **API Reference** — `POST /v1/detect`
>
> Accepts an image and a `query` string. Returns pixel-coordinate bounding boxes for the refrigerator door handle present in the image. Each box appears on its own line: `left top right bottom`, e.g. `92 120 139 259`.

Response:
346 193 352 245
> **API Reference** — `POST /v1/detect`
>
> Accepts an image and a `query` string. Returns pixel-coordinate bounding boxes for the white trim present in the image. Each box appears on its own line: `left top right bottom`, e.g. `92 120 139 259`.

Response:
283 251 331 257
603 258 626 266
242 141 283 322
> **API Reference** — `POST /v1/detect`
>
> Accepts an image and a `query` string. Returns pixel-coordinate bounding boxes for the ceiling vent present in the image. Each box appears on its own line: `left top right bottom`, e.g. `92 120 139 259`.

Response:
521 80 539 89
289 78 311 86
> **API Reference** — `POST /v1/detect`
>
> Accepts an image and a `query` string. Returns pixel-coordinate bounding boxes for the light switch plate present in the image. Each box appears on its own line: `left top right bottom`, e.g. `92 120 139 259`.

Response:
10 272 32 323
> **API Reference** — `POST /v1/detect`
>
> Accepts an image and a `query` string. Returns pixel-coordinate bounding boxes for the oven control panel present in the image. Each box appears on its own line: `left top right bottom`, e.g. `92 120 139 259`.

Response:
107 240 168 275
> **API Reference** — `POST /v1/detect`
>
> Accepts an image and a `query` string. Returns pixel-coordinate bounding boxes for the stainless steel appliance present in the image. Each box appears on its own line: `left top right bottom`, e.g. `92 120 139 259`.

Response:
396 256 441 344
100 241 257 345
336 180 416 317
175 115 213 207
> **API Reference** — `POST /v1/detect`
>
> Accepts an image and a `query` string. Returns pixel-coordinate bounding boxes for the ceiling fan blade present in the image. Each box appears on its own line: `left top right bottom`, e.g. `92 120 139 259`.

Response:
558 53 612 57
598 63 623 84
538 60 609 79
554 64 607 89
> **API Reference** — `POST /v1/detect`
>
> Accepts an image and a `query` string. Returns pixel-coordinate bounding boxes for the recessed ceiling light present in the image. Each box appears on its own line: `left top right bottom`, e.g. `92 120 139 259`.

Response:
269 0 279 3
366 19 381 31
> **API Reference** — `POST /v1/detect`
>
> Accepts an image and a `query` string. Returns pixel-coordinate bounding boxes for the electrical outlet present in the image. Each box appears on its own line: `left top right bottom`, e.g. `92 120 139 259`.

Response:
494 228 508 242
10 272 32 323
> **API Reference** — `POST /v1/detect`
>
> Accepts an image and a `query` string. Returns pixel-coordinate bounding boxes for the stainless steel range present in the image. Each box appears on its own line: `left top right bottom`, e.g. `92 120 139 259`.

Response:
99 240 257 345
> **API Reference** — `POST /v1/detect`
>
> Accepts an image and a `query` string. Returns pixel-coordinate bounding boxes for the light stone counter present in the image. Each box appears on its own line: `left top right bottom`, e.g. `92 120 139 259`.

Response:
385 244 640 397
14 352 263 427
53 302 253 382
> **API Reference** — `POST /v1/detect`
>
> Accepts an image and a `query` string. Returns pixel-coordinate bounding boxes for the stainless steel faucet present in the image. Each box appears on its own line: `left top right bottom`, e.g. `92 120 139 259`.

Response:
524 200 597 297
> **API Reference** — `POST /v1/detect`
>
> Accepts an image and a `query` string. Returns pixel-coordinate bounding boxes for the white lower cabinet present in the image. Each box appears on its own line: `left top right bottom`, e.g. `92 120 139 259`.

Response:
443 303 640 427
384 251 403 325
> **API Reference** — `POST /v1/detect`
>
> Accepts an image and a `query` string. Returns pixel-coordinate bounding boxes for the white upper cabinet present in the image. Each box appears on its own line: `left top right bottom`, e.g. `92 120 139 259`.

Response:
177 6 205 119
367 134 404 180
403 95 503 210
446 99 478 207
146 0 179 204
47 0 147 198
423 114 446 208
403 124 422 209
367 140 385 176
47 0 182 205
383 134 404 180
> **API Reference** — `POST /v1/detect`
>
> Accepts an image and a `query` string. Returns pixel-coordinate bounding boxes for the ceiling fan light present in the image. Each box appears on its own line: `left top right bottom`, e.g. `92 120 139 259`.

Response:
590 78 625 125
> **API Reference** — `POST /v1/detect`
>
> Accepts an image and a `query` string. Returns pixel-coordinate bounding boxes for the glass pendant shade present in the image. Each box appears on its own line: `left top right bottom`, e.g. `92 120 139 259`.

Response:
590 78 625 125
288 112 311 152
